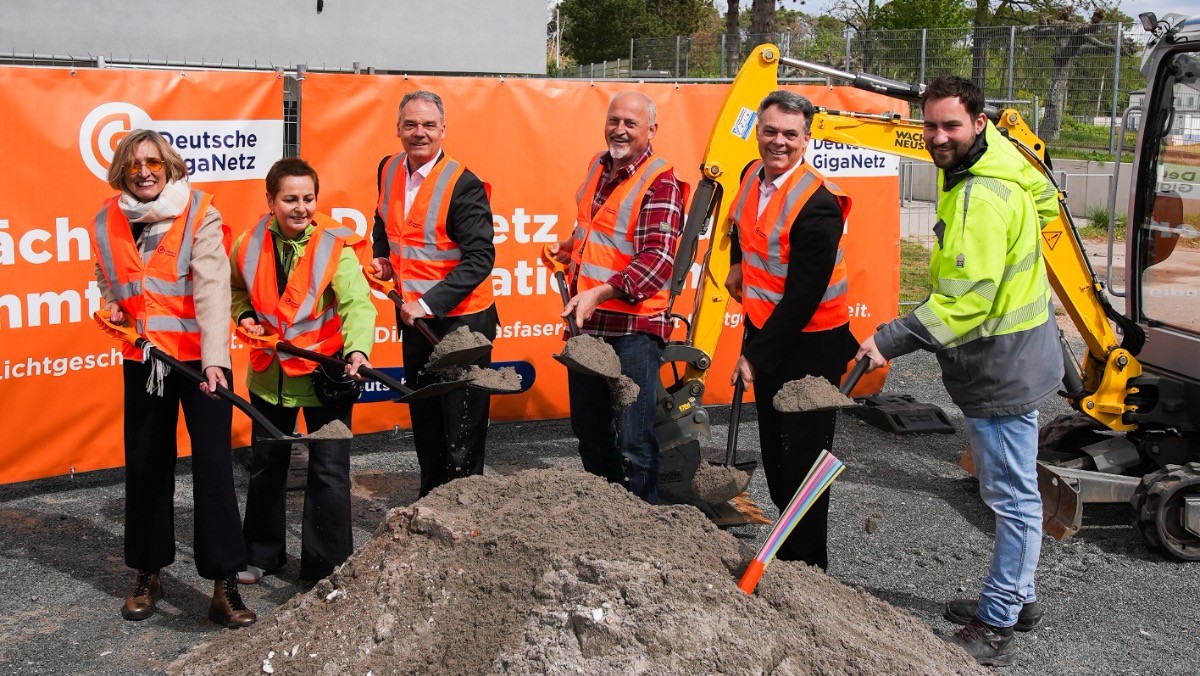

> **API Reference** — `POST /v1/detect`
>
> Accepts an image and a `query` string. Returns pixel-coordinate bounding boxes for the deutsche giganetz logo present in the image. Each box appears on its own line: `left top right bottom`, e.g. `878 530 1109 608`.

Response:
78 101 283 183
79 102 155 181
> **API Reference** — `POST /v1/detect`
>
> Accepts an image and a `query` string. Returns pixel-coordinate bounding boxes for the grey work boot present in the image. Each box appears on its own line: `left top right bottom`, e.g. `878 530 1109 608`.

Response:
944 598 1044 632
940 617 1017 667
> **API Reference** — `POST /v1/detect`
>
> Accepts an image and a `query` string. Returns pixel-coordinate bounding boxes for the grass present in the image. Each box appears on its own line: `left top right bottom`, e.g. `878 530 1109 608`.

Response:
898 239 931 314
1079 205 1127 240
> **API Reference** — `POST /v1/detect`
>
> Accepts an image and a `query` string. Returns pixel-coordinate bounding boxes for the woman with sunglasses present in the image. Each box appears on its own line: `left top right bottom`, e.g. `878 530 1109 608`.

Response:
231 158 374 586
87 129 255 629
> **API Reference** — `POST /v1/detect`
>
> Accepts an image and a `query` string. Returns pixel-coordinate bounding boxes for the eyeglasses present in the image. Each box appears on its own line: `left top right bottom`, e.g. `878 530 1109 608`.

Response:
124 158 165 175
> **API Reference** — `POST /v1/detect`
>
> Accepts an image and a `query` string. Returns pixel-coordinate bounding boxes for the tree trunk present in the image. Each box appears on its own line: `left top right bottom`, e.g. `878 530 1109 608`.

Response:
726 0 740 77
751 0 775 38
1041 28 1094 141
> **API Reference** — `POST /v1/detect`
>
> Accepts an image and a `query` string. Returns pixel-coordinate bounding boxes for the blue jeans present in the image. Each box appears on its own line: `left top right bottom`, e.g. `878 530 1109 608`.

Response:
964 411 1042 628
567 333 662 504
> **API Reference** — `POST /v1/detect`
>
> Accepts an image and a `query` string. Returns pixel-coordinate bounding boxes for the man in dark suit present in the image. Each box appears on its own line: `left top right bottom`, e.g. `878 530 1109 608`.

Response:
725 90 858 570
369 90 498 497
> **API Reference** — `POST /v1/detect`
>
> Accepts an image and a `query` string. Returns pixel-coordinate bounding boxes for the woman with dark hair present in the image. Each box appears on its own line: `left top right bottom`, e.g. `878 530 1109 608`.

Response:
231 157 375 585
88 129 255 628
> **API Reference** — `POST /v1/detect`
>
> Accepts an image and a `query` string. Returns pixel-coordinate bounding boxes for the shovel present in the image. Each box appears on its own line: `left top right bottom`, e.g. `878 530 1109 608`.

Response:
92 311 320 446
234 326 473 402
541 244 617 378
362 270 492 370
775 357 872 414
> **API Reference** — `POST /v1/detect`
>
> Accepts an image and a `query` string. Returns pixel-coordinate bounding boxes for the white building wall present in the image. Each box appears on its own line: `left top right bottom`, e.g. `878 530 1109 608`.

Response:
2 0 547 74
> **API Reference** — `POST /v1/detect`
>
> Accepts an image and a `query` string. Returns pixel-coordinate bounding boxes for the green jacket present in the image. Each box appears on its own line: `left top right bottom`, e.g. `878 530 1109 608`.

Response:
230 218 377 408
875 121 1064 417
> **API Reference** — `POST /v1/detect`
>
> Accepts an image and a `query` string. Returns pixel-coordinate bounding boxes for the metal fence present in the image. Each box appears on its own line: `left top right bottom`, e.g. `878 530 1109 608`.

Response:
579 22 1152 154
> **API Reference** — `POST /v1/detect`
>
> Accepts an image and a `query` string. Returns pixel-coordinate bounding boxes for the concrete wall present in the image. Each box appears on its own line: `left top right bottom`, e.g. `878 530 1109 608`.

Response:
2 0 547 74
900 158 1134 221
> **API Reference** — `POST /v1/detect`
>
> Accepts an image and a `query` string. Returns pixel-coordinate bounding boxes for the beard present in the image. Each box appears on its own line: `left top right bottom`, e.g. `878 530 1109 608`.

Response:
608 137 631 160
929 136 975 169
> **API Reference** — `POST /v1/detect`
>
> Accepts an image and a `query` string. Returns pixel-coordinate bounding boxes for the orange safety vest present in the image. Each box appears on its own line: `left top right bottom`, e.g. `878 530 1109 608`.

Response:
89 190 217 362
237 211 366 376
378 152 493 317
728 160 851 331
569 152 683 316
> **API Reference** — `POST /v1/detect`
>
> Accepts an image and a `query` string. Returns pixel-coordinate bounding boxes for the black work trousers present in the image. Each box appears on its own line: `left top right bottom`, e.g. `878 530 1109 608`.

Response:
748 326 854 572
399 305 497 497
243 394 353 581
122 359 246 580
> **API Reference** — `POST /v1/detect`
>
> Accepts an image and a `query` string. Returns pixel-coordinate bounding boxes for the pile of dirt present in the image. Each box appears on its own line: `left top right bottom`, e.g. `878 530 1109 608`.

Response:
171 470 983 675
691 463 751 505
773 376 855 413
306 420 353 440
610 374 640 408
427 326 492 367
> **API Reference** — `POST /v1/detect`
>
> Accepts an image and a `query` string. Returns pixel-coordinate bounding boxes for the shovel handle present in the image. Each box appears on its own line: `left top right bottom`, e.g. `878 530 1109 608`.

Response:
236 325 416 397
724 376 745 466
553 270 581 336
840 357 871 397
542 244 581 336
92 314 292 441
413 317 441 345
363 268 406 308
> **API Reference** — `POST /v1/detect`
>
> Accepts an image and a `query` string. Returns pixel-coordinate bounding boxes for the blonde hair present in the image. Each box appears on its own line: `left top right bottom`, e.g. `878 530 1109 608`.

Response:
105 129 189 192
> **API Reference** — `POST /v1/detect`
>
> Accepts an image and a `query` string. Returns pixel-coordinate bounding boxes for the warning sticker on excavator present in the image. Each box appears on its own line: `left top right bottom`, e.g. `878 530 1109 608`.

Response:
1043 230 1062 250
731 107 757 140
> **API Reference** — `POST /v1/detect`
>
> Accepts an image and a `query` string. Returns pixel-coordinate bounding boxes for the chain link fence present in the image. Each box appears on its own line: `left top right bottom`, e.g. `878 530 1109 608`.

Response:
578 22 1153 155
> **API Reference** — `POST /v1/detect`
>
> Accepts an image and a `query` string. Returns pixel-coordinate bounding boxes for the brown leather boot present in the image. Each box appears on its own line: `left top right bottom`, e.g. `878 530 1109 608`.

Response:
121 569 162 621
208 574 257 628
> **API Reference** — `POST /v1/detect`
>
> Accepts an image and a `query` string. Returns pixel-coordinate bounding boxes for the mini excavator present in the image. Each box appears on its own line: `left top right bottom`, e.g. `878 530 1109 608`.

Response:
656 12 1200 561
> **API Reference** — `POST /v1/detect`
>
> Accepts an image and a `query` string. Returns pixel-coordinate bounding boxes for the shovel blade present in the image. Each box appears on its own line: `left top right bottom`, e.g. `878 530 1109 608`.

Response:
394 379 471 402
552 352 613 379
424 344 492 371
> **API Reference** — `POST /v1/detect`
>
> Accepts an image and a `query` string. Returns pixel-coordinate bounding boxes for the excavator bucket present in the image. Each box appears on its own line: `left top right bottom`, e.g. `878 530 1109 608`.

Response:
958 450 1082 541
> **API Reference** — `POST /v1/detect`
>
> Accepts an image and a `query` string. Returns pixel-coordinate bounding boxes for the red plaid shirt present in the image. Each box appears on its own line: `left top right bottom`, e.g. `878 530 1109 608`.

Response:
572 146 685 341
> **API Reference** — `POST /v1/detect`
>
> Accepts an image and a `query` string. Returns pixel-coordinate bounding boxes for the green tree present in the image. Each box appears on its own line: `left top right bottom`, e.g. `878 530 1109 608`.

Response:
560 0 707 64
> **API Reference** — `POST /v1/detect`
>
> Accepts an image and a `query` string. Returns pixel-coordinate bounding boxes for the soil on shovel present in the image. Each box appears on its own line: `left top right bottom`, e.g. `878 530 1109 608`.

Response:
463 365 522 392
610 374 640 408
307 420 353 440
559 334 621 379
427 325 492 368
691 463 751 505
559 336 640 408
171 469 984 676
773 375 855 413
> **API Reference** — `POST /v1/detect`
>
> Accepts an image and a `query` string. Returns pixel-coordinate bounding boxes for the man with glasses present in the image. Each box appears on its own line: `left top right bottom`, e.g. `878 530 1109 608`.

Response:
724 90 858 571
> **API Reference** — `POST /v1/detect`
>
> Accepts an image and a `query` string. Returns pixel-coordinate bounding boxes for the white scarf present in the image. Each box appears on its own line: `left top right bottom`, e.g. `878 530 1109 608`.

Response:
119 179 192 396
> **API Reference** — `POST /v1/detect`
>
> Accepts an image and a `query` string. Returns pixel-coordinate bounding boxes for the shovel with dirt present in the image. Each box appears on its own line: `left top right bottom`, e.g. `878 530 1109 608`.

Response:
772 357 871 413
362 270 492 371
540 244 640 407
689 375 767 522
93 311 346 445
233 326 482 401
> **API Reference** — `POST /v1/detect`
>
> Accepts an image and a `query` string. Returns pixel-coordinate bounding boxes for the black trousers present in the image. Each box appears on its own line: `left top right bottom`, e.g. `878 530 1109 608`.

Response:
748 324 856 571
243 393 353 581
399 305 498 497
122 359 246 580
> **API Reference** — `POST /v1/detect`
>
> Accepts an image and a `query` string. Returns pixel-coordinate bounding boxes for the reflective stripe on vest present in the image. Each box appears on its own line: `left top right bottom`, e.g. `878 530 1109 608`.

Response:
380 152 493 316
729 161 851 331
569 152 675 317
238 211 362 376
89 190 210 361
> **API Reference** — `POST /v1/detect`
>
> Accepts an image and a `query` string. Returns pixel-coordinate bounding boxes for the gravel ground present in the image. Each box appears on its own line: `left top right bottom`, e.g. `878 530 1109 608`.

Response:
1 345 1197 674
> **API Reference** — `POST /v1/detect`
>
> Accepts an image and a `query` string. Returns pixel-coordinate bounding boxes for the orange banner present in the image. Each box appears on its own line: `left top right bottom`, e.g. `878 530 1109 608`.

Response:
0 68 900 485
299 75 901 430
0 66 284 484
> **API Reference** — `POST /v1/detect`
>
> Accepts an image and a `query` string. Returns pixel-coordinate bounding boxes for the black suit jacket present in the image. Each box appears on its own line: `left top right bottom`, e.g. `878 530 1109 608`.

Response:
371 152 495 318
